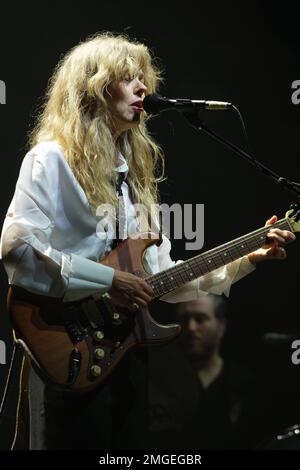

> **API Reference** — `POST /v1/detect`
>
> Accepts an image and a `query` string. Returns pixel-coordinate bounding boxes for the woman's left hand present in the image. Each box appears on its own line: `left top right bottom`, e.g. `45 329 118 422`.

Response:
247 215 296 265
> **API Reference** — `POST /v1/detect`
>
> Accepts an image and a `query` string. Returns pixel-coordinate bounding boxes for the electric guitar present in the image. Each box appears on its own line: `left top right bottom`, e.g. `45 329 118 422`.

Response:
6 206 300 393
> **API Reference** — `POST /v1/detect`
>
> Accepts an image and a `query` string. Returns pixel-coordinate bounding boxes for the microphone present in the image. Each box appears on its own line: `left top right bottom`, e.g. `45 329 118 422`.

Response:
143 93 232 114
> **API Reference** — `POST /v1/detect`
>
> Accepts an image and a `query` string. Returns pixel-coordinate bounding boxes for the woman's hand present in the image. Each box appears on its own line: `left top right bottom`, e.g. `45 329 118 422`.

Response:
108 269 154 311
247 215 296 265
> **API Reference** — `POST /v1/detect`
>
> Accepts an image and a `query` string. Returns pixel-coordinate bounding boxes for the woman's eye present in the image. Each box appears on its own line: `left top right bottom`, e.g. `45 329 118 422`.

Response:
122 74 145 84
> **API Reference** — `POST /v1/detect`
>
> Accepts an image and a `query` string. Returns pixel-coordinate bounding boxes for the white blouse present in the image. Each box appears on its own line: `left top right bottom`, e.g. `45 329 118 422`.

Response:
0 141 255 303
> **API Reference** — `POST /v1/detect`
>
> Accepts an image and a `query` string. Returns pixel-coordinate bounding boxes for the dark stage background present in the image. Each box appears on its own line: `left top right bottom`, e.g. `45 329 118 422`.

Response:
0 1 300 449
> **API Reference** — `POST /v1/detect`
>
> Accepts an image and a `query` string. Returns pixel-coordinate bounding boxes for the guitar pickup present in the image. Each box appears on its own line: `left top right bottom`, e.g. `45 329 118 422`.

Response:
81 298 105 328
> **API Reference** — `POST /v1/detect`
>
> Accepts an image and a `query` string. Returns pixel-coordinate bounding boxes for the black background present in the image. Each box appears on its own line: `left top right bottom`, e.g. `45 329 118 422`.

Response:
0 0 300 448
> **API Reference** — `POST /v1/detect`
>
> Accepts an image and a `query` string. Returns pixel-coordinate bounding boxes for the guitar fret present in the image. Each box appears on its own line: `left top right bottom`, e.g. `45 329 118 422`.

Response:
189 260 199 279
245 238 259 250
176 266 190 284
216 252 226 268
185 263 197 281
202 257 215 272
189 258 204 277
149 278 165 296
232 244 246 258
153 270 180 294
155 278 167 295
162 273 176 290
204 257 217 268
174 272 183 287
179 263 194 282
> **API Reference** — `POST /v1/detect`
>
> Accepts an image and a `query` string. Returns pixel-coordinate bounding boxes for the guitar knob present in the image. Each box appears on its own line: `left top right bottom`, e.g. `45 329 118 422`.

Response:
113 312 120 320
90 365 102 377
93 331 104 342
94 348 105 360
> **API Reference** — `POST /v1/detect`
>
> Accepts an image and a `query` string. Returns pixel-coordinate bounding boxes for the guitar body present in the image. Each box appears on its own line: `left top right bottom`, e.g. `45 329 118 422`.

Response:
7 234 181 394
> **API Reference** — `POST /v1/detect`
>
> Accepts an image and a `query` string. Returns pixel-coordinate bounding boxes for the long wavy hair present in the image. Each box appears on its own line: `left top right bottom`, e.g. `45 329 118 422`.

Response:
29 32 164 218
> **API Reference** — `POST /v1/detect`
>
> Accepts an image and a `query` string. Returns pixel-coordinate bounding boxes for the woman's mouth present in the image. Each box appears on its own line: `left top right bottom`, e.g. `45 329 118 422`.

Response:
131 105 143 113
131 100 143 111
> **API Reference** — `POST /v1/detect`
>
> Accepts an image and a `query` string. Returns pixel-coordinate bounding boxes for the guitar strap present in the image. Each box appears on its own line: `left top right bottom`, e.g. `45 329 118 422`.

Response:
112 171 163 248
111 171 126 249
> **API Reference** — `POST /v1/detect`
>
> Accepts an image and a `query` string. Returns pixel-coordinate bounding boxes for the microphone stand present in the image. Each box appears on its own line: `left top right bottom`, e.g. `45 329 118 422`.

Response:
183 111 300 202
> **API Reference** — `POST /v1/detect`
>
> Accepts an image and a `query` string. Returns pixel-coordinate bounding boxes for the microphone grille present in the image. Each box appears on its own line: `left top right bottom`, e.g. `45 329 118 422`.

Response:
143 93 167 114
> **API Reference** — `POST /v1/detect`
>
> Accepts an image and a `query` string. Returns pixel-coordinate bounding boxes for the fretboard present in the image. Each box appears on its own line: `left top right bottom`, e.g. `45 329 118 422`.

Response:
146 218 292 298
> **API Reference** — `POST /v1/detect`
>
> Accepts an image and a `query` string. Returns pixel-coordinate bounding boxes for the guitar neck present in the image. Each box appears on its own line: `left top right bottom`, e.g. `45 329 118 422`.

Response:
147 217 292 298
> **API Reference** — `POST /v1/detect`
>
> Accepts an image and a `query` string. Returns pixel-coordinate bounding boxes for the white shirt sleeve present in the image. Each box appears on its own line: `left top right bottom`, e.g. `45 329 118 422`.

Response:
0 147 114 302
156 235 256 303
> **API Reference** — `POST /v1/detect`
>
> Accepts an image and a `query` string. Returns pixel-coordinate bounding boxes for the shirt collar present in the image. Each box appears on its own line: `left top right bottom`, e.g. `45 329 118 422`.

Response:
115 153 129 177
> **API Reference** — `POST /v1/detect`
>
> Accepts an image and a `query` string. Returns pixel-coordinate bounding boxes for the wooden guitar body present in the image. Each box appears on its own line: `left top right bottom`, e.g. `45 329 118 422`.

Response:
7 234 181 393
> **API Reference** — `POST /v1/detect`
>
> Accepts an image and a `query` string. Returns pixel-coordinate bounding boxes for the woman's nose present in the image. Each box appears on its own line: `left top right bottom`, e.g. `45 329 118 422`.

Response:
135 80 147 96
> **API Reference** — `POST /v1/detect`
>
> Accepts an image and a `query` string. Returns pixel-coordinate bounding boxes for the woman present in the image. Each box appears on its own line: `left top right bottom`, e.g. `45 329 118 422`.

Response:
0 32 294 449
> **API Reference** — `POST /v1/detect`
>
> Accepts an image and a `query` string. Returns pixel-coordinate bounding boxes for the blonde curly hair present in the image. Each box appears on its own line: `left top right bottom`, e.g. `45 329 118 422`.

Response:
29 32 164 216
